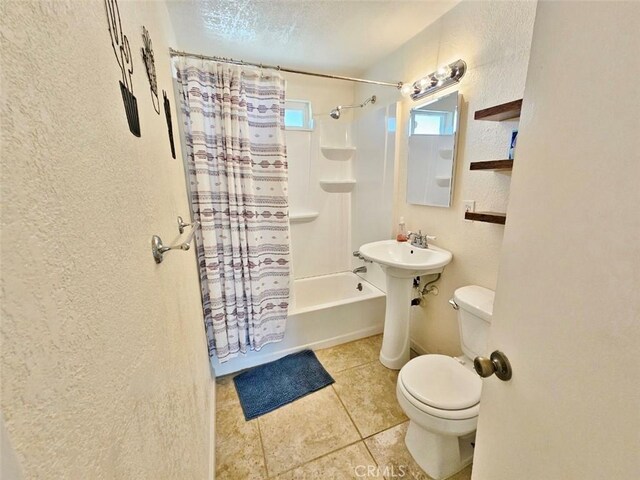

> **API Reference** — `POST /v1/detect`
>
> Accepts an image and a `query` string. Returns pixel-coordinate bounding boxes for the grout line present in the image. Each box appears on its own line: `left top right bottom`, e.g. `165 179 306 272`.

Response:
315 335 383 374
263 373 384 478
267 438 366 479
361 437 380 469
331 358 408 440
259 387 362 478
362 421 413 480
257 336 389 478
256 418 270 478
362 418 409 441
245 403 407 479
329 357 382 377
331 383 366 439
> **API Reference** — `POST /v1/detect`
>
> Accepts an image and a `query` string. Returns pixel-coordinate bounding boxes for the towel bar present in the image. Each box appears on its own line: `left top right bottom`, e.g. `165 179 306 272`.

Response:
152 217 199 264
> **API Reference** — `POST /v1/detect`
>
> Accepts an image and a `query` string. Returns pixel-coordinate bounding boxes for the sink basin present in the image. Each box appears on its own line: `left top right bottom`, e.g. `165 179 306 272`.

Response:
359 240 452 278
358 239 453 370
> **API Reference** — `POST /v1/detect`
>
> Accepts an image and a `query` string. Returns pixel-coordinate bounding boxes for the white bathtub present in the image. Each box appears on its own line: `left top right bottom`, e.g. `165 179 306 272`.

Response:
212 272 386 377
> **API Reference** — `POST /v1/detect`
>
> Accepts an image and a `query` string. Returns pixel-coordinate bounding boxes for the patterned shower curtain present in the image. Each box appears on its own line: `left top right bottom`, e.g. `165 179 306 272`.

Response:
176 58 290 362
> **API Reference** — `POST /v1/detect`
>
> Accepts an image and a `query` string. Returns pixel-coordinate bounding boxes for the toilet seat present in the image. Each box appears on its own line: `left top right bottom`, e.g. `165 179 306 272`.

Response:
399 355 482 420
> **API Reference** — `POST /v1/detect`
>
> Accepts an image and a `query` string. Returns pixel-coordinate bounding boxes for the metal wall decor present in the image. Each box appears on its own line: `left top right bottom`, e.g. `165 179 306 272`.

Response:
141 26 160 114
163 90 176 159
104 0 140 137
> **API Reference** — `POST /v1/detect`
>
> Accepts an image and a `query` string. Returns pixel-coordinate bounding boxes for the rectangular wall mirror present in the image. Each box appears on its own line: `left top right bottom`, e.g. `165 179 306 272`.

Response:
406 91 460 207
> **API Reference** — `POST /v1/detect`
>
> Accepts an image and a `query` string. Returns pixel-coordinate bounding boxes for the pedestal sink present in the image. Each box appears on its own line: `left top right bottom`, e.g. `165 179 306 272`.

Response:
359 240 453 369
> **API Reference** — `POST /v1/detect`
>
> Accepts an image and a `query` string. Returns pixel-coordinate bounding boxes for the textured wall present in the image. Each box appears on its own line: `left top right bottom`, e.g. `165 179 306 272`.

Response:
474 2 640 477
356 0 537 355
1 1 213 478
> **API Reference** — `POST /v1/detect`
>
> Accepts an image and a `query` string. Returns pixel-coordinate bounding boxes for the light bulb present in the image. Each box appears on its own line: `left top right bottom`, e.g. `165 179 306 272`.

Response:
434 65 452 81
400 83 414 97
418 77 433 90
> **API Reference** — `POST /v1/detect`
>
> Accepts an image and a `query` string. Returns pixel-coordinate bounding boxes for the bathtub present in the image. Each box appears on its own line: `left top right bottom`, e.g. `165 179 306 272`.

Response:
212 272 386 377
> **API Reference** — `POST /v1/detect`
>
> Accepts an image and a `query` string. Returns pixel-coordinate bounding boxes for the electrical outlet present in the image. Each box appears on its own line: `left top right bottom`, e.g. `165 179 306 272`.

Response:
463 200 475 214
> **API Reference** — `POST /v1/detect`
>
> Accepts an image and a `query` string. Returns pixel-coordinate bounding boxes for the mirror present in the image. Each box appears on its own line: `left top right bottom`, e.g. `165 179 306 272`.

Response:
406 91 460 207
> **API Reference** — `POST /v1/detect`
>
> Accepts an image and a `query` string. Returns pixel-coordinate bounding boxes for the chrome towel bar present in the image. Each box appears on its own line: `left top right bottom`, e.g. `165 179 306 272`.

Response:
177 215 191 234
152 217 200 264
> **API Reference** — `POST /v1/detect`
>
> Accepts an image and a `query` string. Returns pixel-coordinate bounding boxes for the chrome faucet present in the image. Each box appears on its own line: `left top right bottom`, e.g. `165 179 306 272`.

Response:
408 230 436 249
353 266 367 274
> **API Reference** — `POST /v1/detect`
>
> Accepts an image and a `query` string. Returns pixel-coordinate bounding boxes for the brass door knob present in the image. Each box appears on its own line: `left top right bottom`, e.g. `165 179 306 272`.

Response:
473 350 512 381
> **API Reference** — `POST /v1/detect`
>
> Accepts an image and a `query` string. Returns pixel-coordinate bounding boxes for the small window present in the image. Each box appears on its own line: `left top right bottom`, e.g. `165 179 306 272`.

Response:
410 110 454 135
285 100 313 130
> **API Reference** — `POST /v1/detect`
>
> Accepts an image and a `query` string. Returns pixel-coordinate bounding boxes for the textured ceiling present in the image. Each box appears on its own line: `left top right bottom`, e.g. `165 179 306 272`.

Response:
166 0 460 77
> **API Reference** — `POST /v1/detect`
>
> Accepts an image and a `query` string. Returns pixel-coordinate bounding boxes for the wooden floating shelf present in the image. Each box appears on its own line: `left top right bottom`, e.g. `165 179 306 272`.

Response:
470 159 513 171
474 99 522 121
465 211 507 225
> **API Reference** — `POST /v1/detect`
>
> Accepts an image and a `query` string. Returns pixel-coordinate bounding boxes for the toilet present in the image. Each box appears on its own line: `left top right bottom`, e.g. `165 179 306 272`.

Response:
396 285 494 480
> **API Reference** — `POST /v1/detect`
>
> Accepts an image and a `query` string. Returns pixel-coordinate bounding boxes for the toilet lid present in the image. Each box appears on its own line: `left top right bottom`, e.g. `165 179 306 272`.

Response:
400 355 482 410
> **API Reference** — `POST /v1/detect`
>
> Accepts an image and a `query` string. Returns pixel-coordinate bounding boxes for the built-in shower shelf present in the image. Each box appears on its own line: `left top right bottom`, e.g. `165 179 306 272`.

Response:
289 210 320 223
320 146 356 161
319 179 356 193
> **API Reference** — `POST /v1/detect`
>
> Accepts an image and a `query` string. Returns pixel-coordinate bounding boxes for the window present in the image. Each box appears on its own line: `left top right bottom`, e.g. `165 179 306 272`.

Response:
410 110 455 135
284 100 313 130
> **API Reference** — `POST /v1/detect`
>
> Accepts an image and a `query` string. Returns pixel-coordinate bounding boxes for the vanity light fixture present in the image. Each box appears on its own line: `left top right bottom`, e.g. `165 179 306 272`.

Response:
402 59 467 101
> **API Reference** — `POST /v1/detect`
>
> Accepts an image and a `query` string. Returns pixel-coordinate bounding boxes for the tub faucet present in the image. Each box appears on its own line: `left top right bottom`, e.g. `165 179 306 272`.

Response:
353 266 367 274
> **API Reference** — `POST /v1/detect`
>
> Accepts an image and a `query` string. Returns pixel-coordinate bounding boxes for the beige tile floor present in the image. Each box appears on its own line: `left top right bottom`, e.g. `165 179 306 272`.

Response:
215 335 473 480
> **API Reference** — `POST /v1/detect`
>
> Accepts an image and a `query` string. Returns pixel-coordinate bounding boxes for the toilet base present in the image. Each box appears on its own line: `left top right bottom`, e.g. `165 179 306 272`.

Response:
404 421 475 480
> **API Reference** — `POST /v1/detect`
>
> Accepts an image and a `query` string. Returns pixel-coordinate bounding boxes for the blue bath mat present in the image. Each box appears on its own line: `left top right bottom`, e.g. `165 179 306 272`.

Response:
233 350 334 420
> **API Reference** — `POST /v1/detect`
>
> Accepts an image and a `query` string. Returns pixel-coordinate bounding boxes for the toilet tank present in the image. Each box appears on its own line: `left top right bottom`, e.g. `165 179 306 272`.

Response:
453 285 495 360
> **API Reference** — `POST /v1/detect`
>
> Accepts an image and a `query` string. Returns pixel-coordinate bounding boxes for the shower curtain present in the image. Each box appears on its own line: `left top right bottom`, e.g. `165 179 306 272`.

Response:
176 58 290 362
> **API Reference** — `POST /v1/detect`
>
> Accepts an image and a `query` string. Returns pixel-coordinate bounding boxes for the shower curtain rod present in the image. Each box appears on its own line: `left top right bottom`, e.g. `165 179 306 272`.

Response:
169 48 403 89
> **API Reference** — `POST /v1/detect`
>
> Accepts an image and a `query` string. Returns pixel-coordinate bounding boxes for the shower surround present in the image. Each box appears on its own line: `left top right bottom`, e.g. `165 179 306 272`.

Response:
173 67 398 375
210 73 398 375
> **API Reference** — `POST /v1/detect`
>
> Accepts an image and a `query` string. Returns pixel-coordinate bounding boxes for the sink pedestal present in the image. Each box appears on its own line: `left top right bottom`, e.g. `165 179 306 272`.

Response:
379 274 413 369
357 240 453 371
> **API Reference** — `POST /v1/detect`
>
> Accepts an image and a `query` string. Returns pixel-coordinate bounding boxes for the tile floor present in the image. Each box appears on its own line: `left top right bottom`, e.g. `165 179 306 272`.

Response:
215 335 473 480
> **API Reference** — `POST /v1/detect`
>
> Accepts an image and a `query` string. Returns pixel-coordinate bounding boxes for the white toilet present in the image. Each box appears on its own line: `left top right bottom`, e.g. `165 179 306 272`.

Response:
396 285 494 480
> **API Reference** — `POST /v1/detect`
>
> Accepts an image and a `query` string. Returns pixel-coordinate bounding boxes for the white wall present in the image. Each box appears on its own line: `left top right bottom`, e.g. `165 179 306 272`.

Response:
287 79 397 286
473 2 640 478
285 74 356 279
351 103 398 291
1 2 213 478
356 0 537 355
